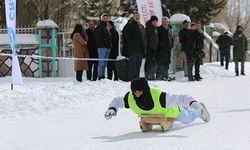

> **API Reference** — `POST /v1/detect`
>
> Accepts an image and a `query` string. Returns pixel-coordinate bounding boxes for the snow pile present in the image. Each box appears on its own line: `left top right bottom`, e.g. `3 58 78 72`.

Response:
0 78 129 120
0 34 38 45
36 19 58 28
200 63 235 77
212 23 228 31
212 31 221 37
170 13 191 23
203 31 219 50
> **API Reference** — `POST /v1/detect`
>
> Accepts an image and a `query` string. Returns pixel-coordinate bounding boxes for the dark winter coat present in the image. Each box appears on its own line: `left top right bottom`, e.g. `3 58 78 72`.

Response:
179 28 190 52
157 25 173 63
194 30 205 51
94 21 112 48
122 20 146 57
216 34 233 51
184 30 204 58
145 21 159 57
121 23 129 57
86 28 98 58
109 28 119 59
233 33 248 61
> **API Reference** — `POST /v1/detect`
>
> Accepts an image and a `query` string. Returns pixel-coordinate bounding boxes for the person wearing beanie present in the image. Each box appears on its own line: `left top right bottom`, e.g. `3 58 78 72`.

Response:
104 77 210 128
94 13 112 80
145 15 159 80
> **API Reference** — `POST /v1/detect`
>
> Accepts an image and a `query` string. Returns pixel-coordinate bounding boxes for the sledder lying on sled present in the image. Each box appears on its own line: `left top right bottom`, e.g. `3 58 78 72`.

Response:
104 77 210 132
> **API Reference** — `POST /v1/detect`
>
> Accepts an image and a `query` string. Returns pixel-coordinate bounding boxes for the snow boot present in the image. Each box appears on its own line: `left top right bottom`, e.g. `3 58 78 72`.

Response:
190 101 202 110
200 102 210 123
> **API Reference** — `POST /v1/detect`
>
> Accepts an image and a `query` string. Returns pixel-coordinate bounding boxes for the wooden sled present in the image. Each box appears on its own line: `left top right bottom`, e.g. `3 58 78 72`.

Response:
139 115 173 132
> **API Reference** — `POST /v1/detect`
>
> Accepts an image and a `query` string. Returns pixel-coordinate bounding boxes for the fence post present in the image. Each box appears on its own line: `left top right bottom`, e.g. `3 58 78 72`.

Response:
209 42 212 62
38 29 43 78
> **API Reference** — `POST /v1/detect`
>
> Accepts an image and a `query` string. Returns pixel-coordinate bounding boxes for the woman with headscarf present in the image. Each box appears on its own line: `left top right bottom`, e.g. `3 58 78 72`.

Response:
71 24 89 82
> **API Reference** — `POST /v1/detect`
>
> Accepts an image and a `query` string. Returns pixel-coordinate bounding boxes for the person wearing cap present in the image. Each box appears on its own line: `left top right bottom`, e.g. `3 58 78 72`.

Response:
94 13 112 80
216 31 233 70
104 77 210 125
179 20 190 77
145 15 159 80
233 25 248 76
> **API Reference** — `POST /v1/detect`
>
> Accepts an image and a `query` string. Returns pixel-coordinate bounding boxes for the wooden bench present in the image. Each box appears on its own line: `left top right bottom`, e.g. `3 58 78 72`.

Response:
139 115 173 132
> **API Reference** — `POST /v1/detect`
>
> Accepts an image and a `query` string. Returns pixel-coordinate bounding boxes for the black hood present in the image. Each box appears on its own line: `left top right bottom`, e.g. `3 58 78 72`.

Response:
131 77 150 92
130 78 154 110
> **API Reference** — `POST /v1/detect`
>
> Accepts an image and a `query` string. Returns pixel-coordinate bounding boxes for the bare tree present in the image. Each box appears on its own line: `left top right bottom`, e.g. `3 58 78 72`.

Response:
225 0 250 32
16 0 75 25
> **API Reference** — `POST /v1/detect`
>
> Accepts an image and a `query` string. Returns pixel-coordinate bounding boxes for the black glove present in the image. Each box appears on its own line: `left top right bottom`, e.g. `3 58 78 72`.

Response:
104 107 117 120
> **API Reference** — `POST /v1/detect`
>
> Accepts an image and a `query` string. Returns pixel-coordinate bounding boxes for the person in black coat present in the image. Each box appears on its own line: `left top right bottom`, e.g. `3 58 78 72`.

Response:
107 21 119 80
121 18 132 57
216 32 233 70
156 17 173 80
179 20 190 76
145 15 159 80
86 20 98 81
193 22 205 80
186 22 205 81
94 13 112 80
123 11 146 81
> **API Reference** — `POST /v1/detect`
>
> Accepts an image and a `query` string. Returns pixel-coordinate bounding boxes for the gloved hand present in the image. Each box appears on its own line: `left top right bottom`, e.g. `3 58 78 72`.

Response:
104 108 117 120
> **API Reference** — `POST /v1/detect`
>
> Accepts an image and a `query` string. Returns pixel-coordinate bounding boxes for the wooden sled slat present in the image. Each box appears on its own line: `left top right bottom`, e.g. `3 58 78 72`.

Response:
139 115 173 132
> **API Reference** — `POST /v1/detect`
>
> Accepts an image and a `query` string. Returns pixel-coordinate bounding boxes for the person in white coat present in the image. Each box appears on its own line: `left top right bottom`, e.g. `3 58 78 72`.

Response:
104 78 210 125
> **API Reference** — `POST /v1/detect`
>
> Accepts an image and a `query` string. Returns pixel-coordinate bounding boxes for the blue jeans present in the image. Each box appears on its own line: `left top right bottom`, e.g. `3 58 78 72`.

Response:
97 48 111 77
220 49 230 69
175 107 201 124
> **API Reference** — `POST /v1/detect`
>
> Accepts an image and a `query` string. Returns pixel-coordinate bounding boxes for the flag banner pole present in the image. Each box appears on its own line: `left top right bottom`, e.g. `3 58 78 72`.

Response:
5 0 23 88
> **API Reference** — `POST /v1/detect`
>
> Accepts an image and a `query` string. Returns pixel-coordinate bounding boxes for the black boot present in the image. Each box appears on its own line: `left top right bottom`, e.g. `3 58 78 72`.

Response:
241 72 246 76
195 74 203 81
188 76 195 81
236 71 239 76
98 76 105 80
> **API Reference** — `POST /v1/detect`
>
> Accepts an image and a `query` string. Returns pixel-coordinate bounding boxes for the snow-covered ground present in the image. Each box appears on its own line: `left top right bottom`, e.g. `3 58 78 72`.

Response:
0 62 250 150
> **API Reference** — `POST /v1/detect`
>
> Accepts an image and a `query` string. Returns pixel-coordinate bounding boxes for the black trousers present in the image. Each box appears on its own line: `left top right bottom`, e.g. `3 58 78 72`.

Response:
76 70 83 82
145 55 157 80
128 51 143 81
107 61 118 80
187 56 201 79
86 60 98 81
156 57 169 80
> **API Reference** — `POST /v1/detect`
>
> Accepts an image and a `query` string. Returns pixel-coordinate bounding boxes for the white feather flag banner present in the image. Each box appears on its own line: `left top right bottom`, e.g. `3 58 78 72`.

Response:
5 0 23 84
